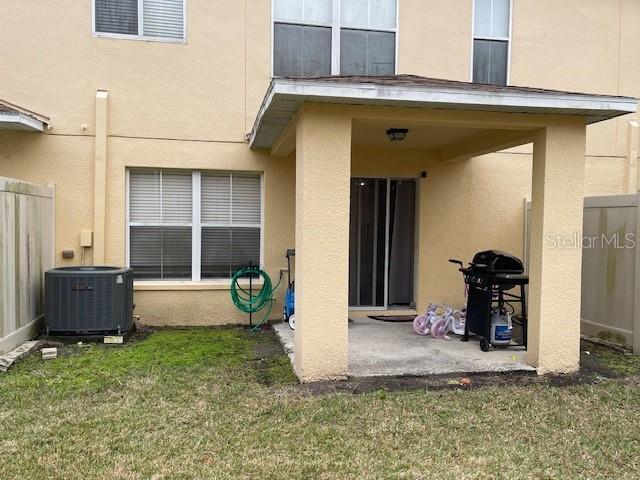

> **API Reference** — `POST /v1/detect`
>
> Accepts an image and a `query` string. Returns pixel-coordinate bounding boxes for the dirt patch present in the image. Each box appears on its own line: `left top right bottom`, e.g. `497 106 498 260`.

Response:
246 327 293 386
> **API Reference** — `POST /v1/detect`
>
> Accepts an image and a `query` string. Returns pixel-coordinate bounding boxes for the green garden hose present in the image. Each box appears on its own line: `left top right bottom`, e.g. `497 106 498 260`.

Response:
230 265 281 332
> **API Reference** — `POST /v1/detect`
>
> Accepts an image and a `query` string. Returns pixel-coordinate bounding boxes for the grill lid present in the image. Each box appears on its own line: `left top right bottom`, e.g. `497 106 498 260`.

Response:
471 250 524 274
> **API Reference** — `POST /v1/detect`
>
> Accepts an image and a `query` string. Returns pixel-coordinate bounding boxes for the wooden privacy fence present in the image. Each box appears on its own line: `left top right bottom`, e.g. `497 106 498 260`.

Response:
524 194 640 353
0 177 54 354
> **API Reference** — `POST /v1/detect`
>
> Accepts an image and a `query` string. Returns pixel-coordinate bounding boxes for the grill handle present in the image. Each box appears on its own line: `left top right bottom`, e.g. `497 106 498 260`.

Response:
448 259 464 268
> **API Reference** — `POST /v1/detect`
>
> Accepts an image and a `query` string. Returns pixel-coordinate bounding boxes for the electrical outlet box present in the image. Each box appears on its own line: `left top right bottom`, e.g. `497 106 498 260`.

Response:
80 230 93 247
62 250 74 259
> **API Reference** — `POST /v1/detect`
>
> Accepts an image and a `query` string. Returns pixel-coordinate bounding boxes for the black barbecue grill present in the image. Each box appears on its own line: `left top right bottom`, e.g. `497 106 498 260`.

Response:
450 250 529 352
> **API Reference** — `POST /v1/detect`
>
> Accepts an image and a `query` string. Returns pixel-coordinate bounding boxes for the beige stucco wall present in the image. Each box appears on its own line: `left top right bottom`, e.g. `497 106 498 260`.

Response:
0 0 637 328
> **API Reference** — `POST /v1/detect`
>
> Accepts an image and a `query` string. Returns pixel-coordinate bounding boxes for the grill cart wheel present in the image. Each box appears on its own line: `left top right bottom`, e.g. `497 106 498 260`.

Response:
479 338 490 352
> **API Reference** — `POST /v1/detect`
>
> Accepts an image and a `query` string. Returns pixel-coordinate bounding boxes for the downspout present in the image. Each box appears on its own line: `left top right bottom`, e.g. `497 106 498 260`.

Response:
625 119 639 193
93 90 109 265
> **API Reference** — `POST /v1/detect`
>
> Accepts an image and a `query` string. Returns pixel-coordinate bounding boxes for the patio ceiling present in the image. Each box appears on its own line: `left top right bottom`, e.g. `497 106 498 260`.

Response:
249 74 638 151
0 99 50 132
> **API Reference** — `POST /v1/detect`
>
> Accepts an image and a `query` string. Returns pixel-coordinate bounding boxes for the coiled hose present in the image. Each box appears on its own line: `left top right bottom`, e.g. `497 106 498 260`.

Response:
230 265 281 332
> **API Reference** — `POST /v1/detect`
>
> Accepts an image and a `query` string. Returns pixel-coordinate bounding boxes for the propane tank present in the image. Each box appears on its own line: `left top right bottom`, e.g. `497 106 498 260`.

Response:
490 310 512 346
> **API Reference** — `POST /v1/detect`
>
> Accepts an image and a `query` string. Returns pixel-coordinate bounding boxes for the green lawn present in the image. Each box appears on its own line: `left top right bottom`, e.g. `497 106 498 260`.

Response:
1 328 640 480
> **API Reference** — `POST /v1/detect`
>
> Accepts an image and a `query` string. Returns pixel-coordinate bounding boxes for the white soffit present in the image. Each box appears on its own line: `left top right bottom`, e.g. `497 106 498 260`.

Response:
249 77 638 150
0 100 50 132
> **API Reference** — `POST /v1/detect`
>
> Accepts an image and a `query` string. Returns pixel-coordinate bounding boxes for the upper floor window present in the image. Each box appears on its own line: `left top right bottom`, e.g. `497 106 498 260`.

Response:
273 0 397 77
94 0 186 41
472 0 510 85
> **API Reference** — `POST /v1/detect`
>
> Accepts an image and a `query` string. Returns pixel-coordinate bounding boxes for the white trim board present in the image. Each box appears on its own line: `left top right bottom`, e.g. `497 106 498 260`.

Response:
249 78 638 150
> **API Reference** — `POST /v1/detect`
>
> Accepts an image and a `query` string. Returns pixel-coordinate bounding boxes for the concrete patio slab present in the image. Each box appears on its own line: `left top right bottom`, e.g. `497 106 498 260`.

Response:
273 316 535 378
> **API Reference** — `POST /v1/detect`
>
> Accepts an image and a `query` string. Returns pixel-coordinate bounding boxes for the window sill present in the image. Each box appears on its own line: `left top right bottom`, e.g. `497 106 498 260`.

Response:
134 279 263 292
93 32 186 44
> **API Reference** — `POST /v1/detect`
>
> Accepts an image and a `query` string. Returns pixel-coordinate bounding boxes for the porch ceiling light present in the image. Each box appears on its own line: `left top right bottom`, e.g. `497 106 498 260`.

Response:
386 128 409 141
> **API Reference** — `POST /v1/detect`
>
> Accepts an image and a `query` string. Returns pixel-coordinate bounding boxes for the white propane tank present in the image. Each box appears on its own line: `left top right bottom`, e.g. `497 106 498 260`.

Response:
490 310 512 346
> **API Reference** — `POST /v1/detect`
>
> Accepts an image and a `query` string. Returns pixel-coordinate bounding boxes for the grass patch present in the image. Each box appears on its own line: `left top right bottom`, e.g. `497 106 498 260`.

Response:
585 341 640 376
0 329 251 398
1 328 639 479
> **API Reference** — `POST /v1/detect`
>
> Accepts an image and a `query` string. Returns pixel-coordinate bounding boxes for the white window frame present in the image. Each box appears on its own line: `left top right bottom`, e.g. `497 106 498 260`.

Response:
92 0 188 44
470 0 513 85
125 169 264 282
271 0 399 77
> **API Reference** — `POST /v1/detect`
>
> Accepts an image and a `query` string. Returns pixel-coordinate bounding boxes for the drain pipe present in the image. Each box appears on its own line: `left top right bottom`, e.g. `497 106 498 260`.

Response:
626 119 639 193
93 90 109 265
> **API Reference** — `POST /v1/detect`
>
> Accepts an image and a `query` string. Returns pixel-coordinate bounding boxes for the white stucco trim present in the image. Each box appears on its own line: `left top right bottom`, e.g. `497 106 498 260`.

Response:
249 77 638 150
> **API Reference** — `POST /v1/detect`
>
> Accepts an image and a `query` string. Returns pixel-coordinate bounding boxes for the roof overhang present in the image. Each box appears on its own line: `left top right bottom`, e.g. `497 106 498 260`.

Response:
0 99 50 132
249 77 638 150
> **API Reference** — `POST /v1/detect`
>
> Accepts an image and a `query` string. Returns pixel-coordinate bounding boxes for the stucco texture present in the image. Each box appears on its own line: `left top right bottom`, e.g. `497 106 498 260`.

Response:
293 107 352 381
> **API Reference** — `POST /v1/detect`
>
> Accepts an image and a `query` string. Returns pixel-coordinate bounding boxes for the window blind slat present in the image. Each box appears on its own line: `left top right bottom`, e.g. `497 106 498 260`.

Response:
143 0 185 38
162 227 192 278
202 174 231 224
201 227 231 278
95 0 139 35
232 175 261 225
161 172 192 224
130 226 161 278
129 171 161 223
230 228 261 271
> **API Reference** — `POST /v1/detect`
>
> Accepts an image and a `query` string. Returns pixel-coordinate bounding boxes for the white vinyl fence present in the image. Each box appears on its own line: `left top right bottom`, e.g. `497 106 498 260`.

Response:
525 194 640 353
0 177 54 354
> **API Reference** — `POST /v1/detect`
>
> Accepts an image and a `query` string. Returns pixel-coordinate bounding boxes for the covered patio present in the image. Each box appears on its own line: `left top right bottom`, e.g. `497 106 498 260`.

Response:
274 315 534 377
251 75 637 382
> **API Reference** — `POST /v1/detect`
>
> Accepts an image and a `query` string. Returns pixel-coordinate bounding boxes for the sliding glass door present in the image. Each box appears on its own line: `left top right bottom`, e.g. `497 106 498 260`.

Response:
349 177 416 308
349 178 387 307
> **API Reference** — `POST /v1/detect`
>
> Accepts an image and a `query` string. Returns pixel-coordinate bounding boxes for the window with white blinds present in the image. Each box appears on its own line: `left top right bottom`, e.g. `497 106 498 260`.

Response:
201 173 262 279
128 170 262 280
273 0 397 77
94 0 185 41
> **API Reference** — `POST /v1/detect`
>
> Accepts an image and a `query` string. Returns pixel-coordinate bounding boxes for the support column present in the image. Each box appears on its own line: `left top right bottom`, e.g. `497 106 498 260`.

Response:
528 121 586 373
93 90 109 265
294 106 351 382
